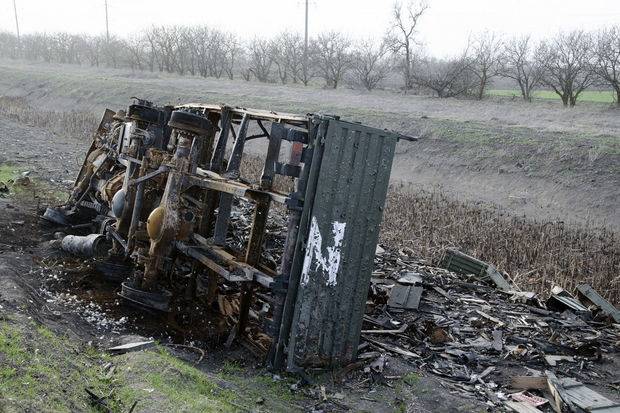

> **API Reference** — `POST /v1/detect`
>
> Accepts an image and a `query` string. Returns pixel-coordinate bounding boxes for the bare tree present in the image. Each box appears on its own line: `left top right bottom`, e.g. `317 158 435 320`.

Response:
386 1 428 90
351 39 391 91
221 33 241 80
312 31 351 88
125 34 149 71
470 32 503 99
83 35 105 67
413 48 476 98
247 38 273 82
271 32 305 84
537 31 595 107
281 32 304 83
0 32 19 59
271 36 289 84
501 35 542 102
592 26 620 107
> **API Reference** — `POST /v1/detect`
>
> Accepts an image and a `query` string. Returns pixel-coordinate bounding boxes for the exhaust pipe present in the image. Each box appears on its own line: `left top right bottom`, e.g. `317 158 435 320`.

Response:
61 234 108 257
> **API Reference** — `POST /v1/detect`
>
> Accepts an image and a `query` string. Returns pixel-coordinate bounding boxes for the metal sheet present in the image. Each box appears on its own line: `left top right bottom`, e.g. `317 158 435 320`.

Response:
287 118 398 368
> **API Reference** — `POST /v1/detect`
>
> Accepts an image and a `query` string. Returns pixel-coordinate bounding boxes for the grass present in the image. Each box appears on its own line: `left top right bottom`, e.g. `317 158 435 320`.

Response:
0 315 300 412
430 117 620 155
0 315 133 412
111 348 303 412
490 89 617 104
124 349 240 412
0 163 68 202
0 164 21 183
216 359 302 409
402 372 420 386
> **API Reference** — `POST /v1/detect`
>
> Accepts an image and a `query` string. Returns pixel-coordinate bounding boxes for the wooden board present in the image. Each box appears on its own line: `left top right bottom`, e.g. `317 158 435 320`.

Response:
505 401 544 413
510 376 548 390
576 284 620 323
558 378 620 412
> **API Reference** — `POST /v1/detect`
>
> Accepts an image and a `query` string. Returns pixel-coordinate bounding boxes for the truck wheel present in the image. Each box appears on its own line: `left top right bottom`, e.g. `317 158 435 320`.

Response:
168 111 213 135
128 104 161 124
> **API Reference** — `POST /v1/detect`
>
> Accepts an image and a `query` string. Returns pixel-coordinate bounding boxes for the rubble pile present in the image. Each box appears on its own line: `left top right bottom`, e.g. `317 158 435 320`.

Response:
361 248 620 411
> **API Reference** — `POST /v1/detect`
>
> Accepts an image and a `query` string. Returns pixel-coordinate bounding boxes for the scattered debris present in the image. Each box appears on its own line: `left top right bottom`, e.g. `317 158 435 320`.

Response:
365 247 619 410
505 400 545 413
388 284 423 310
547 286 591 318
441 248 512 291
554 377 620 412
107 340 155 354
510 376 548 391
511 391 548 407
544 355 575 367
576 284 620 323
14 176 31 186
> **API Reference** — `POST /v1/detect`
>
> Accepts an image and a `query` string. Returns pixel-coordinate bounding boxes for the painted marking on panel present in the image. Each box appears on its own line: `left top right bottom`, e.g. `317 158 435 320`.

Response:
301 217 346 287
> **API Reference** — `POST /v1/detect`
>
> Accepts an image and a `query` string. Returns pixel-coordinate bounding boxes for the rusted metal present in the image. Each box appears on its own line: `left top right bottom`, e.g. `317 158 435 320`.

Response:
45 98 408 370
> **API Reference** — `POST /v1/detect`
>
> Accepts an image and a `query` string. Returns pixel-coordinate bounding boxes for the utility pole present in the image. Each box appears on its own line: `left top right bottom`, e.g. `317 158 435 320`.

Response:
303 0 308 85
13 0 20 45
104 0 110 42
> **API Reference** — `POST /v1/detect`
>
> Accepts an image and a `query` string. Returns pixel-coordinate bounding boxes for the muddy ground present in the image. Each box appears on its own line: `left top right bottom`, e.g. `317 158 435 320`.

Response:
0 60 618 229
0 115 491 412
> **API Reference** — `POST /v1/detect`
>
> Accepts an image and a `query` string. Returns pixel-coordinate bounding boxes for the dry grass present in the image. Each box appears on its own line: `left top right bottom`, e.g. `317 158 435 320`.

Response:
380 185 620 304
0 96 98 139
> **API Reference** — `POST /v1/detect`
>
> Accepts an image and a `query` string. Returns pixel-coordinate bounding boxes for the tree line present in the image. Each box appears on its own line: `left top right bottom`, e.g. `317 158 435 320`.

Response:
0 2 618 107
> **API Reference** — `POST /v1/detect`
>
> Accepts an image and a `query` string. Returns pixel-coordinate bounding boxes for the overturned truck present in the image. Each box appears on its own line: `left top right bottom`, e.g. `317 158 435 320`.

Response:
44 99 413 371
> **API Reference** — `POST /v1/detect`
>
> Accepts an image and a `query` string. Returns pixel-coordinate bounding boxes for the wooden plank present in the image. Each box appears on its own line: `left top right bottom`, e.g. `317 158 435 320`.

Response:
504 401 544 413
546 371 577 412
362 336 420 358
510 376 548 390
388 285 423 310
475 309 506 327
576 284 620 323
361 323 409 335
559 378 620 412
545 355 575 366
486 266 512 291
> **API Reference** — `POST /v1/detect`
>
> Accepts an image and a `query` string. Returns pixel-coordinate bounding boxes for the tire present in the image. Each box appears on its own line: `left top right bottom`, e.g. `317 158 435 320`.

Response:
168 111 214 135
128 104 161 124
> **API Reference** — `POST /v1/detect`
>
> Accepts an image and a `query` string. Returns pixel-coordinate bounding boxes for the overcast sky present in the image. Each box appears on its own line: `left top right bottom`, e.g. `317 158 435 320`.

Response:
1 0 619 57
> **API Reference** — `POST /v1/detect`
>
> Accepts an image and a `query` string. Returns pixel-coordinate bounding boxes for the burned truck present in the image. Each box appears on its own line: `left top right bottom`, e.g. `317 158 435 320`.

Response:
44 99 413 370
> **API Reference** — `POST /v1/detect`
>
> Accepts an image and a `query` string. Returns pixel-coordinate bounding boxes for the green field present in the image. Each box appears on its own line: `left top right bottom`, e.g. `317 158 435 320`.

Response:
490 89 616 103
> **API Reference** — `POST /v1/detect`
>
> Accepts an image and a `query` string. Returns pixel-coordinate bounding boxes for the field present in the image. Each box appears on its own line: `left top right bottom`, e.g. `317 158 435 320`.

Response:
0 59 618 411
490 89 617 103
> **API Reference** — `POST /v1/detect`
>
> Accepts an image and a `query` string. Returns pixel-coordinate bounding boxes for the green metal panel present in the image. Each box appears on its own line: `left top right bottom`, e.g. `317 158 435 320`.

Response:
287 118 398 368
